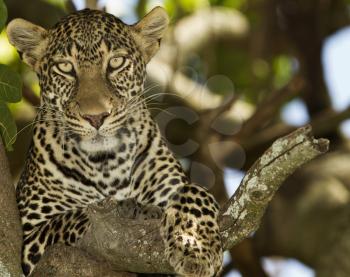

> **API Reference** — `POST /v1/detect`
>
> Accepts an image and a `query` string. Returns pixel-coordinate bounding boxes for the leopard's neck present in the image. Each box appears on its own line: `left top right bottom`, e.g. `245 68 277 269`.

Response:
26 107 161 199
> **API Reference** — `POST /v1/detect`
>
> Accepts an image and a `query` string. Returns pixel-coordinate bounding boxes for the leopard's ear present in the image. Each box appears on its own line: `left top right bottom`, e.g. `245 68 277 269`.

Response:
131 6 169 63
6 19 48 70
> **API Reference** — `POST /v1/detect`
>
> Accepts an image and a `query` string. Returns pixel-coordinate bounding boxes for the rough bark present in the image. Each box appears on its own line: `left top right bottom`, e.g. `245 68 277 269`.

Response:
31 126 328 275
0 139 22 277
31 245 136 277
220 125 328 250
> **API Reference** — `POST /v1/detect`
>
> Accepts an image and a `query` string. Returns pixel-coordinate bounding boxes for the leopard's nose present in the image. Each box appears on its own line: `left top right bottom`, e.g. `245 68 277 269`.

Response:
81 112 110 129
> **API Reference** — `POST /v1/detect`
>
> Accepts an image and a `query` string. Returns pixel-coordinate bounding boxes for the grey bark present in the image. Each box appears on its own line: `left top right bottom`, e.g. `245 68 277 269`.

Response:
0 139 22 277
31 244 136 277
220 125 328 250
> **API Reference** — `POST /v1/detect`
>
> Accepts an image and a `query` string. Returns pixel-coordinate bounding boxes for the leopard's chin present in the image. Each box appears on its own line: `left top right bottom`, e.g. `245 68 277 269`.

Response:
79 134 119 153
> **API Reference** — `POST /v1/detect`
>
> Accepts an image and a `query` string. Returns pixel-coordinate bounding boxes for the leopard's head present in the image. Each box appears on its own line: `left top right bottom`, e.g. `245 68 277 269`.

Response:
7 8 168 152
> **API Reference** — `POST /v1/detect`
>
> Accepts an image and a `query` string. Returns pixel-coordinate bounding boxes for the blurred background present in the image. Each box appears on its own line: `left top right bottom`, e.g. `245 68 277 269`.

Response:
2 0 350 276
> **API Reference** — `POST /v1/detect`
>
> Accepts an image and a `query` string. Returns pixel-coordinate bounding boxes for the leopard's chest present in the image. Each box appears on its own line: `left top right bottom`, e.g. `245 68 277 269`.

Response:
32 126 140 205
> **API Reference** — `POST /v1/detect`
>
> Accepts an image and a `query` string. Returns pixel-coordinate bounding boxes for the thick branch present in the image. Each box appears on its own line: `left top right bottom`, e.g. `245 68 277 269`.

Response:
0 140 22 276
31 245 136 277
34 126 328 275
220 125 328 249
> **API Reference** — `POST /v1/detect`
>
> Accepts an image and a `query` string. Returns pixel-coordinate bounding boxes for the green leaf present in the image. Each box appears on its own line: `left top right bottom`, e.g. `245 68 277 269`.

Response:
0 64 22 103
0 0 7 31
273 55 293 88
0 101 17 151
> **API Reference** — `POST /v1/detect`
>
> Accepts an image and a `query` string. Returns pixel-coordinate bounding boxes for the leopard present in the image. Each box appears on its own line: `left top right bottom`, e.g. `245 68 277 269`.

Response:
7 7 223 276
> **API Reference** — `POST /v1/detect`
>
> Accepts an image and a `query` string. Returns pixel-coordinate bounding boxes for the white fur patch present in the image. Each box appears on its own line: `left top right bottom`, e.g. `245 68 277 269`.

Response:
80 135 119 153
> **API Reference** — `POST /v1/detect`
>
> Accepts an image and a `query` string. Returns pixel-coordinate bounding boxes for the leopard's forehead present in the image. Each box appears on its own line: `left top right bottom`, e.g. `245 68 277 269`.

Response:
45 9 138 63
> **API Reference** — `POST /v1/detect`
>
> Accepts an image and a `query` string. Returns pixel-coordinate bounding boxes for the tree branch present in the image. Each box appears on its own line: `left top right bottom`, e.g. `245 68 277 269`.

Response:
220 125 328 249
240 105 350 152
31 245 136 277
234 75 304 141
32 125 329 275
0 140 22 276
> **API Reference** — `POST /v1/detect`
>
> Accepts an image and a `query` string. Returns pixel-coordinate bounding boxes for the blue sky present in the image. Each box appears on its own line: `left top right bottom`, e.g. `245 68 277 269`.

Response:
282 26 350 137
324 27 350 136
323 27 350 112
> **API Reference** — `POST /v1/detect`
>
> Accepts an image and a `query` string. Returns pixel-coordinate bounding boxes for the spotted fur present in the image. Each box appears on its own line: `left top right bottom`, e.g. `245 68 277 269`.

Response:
7 8 223 276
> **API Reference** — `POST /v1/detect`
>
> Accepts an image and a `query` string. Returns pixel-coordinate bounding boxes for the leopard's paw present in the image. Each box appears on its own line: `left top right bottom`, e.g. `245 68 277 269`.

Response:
161 215 223 277
164 234 223 277
161 184 223 276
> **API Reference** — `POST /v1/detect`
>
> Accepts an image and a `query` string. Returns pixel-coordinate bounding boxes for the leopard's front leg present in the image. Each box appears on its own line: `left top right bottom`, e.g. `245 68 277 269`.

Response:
161 183 223 277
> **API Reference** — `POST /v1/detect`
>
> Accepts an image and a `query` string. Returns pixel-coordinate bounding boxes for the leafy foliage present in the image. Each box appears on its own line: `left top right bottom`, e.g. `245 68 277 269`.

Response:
0 0 22 151
0 64 22 102
0 100 18 151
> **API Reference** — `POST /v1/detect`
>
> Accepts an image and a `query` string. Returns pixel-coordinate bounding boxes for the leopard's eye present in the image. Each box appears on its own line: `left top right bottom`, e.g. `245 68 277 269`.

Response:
54 62 75 76
108 56 127 71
